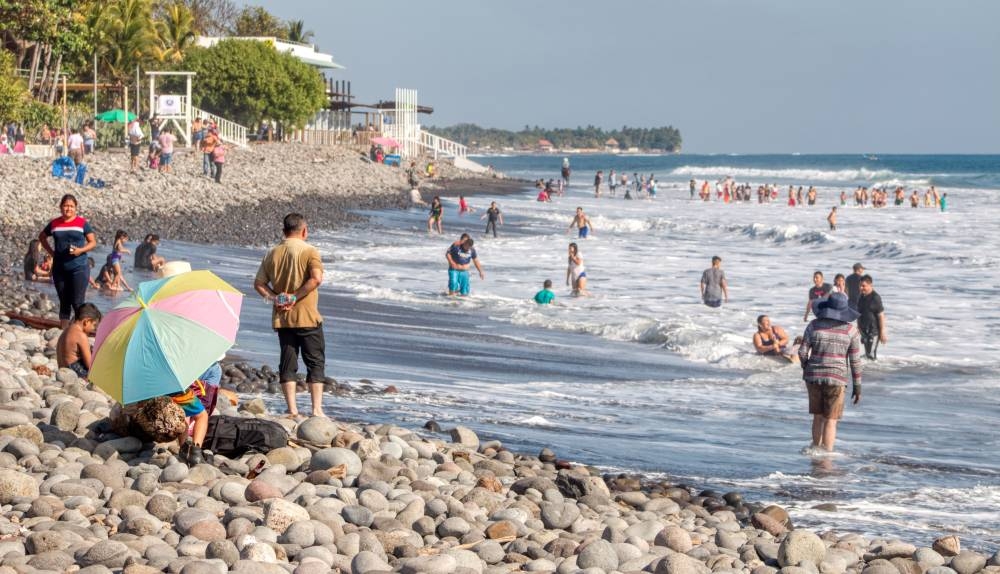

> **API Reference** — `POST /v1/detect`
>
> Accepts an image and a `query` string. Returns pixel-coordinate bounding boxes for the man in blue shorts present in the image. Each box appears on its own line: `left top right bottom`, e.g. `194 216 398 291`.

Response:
567 207 593 239
446 236 484 296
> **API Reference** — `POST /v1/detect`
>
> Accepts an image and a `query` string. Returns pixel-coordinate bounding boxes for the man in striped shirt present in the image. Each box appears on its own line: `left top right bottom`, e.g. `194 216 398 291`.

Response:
798 292 863 453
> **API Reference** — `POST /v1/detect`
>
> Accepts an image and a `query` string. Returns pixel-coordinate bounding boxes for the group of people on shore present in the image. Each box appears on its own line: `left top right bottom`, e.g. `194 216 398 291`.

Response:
127 116 228 182
593 170 659 199
0 121 97 158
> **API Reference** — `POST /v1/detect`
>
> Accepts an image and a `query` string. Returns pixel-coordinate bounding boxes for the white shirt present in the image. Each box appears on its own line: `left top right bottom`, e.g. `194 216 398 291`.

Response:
68 133 84 151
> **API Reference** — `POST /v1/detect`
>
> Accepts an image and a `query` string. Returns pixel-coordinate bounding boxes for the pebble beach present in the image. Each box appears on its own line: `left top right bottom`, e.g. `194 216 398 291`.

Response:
0 147 997 574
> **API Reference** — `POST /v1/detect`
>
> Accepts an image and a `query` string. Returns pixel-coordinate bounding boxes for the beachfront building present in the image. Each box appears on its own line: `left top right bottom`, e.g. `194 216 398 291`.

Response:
194 37 344 71
604 138 620 153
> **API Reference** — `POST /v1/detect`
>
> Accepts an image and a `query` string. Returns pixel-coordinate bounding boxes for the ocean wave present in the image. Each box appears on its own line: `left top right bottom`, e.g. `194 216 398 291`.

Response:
671 165 899 183
739 223 834 245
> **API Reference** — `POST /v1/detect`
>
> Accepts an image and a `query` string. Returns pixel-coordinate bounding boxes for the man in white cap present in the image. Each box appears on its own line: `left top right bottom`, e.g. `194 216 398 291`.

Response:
798 292 863 453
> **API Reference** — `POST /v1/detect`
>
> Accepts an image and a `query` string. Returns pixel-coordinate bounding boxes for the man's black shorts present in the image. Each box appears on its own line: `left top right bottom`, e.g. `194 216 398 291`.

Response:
129 143 141 157
277 325 326 383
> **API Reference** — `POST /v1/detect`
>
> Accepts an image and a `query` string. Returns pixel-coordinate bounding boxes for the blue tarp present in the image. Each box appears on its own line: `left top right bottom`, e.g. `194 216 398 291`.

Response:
51 156 75 179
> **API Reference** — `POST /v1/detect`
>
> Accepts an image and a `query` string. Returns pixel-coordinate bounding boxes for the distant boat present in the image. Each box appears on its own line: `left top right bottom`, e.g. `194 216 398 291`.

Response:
864 154 879 161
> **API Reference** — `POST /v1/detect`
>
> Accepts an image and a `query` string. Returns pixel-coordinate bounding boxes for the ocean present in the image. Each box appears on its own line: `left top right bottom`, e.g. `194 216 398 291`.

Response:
58 154 1000 549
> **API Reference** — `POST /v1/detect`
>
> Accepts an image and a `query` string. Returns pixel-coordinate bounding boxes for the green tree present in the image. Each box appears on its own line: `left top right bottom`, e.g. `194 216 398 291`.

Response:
158 1 197 63
233 5 287 39
286 19 313 43
182 39 325 127
94 0 162 81
0 50 28 122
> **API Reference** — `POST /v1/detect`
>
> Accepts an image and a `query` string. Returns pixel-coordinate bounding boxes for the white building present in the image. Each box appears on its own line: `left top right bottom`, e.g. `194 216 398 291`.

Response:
194 36 344 70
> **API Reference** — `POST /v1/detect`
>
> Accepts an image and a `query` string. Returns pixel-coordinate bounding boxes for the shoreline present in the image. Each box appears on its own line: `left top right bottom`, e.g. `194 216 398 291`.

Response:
1 148 997 572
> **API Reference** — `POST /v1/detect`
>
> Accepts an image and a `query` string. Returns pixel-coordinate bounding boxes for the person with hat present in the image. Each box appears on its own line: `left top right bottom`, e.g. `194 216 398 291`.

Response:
797 292 863 453
845 262 866 309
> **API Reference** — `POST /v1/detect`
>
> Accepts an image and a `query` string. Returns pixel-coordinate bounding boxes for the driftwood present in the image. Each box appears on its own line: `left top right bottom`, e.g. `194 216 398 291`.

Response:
417 536 515 556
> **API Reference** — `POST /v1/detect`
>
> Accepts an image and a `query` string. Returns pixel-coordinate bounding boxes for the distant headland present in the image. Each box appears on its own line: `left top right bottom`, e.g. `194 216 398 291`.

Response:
425 123 682 154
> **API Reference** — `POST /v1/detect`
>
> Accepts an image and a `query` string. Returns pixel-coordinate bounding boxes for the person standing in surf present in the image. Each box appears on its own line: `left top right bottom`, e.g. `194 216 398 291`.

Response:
804 271 833 322
428 196 444 234
827 206 838 231
798 292 863 453
561 157 571 186
593 170 603 197
699 256 729 308
567 207 593 238
481 201 503 238
566 242 588 296
446 236 484 296
857 275 887 360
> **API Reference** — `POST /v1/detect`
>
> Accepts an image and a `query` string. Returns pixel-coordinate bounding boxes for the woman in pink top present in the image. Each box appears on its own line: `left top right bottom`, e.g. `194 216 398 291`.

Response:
157 127 177 173
211 142 227 184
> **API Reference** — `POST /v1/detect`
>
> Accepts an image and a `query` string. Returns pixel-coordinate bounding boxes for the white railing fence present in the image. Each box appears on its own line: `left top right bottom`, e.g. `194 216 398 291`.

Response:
190 105 247 148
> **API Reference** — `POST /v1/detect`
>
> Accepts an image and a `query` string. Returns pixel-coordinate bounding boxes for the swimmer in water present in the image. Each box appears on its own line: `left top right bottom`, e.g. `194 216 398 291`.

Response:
566 242 589 296
567 207 593 239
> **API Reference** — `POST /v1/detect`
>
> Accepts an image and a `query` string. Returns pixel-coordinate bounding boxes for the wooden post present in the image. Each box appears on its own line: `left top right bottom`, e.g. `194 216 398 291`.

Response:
123 89 129 146
61 76 67 154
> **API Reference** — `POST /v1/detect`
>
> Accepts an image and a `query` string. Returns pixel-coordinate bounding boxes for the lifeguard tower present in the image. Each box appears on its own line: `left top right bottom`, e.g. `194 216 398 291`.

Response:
146 71 247 148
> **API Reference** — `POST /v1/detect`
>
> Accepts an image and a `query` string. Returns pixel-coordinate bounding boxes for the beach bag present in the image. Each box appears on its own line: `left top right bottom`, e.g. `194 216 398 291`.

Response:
204 415 287 456
75 164 87 185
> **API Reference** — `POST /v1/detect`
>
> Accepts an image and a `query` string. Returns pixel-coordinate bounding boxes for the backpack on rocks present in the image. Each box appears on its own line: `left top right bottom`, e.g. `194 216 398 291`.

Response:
204 416 288 457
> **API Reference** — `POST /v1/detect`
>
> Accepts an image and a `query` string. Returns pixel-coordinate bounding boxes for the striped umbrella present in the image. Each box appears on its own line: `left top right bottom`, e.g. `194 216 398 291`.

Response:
90 270 242 404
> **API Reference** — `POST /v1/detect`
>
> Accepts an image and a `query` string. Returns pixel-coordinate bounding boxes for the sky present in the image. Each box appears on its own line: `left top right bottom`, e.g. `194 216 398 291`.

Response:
235 0 1000 153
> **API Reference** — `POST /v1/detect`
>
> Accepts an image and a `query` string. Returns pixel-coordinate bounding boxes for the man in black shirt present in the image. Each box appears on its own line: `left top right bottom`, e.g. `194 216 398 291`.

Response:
857 275 887 360
845 262 865 309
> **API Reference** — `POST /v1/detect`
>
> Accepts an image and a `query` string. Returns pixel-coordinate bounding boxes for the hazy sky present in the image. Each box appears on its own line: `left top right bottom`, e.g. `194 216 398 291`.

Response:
235 0 999 153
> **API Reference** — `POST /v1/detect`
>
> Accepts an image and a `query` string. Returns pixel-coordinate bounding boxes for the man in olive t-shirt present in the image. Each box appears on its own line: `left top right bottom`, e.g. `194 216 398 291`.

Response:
254 213 326 417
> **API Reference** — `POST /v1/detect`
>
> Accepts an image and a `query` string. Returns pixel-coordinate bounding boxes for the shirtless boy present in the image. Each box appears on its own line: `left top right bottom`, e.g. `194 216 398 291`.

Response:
567 207 593 238
57 303 102 379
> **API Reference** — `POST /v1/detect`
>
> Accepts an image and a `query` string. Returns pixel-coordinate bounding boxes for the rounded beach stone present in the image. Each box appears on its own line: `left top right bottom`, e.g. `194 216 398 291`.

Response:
655 552 712 574
862 559 899 574
778 530 827 567
656 525 693 552
245 479 282 502
280 521 316 547
915 548 947 568
265 446 301 470
399 555 458 574
205 540 239 567
949 550 986 574
79 540 131 568
437 516 471 538
352 550 392 574
0 468 39 502
296 417 339 446
51 401 81 432
26 530 69 554
161 462 190 483
342 504 374 527
264 498 310 534
309 447 361 475
449 426 479 448
540 501 580 529
933 537 961 558
485 520 517 540
147 493 178 522
577 539 619 571
81 463 125 489
189 520 227 542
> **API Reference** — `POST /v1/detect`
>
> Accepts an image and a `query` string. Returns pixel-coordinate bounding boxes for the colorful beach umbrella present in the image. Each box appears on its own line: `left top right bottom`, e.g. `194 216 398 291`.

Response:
372 136 400 148
90 270 242 404
94 109 137 123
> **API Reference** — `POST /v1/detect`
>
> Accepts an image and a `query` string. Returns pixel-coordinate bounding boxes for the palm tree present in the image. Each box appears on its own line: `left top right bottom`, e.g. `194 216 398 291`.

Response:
286 20 314 44
94 0 162 81
158 2 197 63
